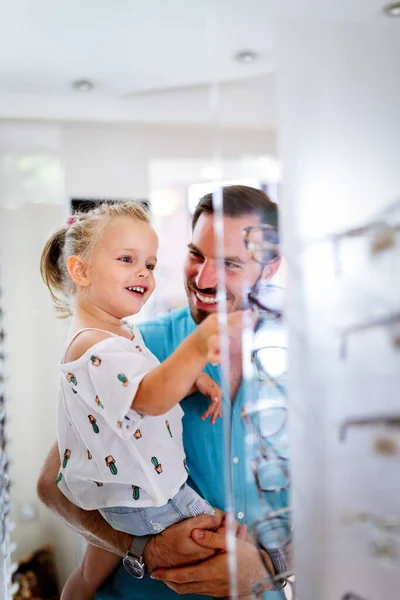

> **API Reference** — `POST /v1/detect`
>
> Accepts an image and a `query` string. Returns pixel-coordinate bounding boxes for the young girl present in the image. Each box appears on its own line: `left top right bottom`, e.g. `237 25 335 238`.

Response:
40 201 242 600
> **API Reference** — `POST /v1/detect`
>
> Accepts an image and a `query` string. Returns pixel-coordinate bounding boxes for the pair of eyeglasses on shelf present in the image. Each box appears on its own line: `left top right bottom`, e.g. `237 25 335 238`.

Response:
252 568 295 599
0 455 10 545
244 344 288 447
242 399 288 444
242 224 280 266
332 218 400 275
340 414 400 458
303 197 400 276
0 394 4 419
342 510 400 537
251 298 283 338
251 453 290 494
340 313 400 360
340 414 400 442
252 345 288 395
249 284 285 324
250 507 294 596
245 347 290 501
242 225 284 322
242 403 289 516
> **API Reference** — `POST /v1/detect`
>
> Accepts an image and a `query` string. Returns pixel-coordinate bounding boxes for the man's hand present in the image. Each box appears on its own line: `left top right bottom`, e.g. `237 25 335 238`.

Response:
143 511 223 571
150 526 272 597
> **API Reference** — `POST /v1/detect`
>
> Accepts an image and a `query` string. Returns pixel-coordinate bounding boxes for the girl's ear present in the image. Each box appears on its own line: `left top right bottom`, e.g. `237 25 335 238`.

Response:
67 255 91 288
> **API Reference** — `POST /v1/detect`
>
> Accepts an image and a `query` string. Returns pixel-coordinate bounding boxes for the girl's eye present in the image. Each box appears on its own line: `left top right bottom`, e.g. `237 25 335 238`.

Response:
119 257 131 263
146 264 156 271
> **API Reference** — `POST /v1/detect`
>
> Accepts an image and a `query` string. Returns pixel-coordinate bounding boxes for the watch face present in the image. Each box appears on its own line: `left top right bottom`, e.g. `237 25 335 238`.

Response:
123 554 145 579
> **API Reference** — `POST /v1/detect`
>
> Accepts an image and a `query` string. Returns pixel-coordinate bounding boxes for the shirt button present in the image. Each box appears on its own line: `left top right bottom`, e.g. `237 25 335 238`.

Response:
237 511 244 520
233 457 239 464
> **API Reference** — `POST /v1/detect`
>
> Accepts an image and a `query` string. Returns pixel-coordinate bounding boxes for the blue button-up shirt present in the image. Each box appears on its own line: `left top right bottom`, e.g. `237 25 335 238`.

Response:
97 307 287 600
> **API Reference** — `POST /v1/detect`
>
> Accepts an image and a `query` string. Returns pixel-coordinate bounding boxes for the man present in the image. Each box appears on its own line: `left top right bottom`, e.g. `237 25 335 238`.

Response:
37 185 287 599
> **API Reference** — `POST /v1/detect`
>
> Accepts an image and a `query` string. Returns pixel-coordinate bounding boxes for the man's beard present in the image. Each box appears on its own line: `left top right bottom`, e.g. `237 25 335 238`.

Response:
185 282 247 324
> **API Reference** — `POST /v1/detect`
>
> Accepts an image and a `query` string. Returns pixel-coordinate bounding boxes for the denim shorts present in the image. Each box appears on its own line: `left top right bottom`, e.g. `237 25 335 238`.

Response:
99 483 215 535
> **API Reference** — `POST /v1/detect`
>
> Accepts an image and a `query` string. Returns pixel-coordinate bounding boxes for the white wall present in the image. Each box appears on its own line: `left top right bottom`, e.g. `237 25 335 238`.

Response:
62 121 275 198
0 119 275 586
278 19 400 600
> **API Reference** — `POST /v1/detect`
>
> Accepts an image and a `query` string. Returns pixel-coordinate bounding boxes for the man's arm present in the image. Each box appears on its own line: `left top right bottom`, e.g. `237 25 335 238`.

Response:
37 442 132 557
37 443 222 568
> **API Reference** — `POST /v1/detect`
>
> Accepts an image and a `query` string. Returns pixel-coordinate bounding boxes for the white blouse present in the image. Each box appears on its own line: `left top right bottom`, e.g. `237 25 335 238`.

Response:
57 327 187 510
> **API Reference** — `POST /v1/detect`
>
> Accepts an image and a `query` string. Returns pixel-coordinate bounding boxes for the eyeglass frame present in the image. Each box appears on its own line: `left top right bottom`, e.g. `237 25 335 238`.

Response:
242 225 283 321
241 224 280 267
251 345 288 396
340 313 400 360
340 414 400 442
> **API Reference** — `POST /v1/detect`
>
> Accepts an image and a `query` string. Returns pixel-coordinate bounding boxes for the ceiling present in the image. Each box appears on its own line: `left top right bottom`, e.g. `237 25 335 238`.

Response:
0 0 395 123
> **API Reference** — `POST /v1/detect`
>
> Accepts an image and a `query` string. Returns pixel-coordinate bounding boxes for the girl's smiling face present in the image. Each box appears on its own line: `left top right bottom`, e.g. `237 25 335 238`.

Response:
84 216 158 319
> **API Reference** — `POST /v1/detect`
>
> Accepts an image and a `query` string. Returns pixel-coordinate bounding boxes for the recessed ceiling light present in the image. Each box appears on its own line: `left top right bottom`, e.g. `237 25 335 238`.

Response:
234 50 258 64
71 79 95 92
383 2 400 16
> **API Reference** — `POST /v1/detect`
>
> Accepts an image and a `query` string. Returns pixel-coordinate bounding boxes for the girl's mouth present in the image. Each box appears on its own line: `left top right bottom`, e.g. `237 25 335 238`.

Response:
126 286 147 297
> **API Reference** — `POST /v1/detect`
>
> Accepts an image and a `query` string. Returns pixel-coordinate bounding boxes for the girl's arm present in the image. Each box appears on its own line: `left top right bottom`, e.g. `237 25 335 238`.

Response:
133 310 245 416
132 315 217 416
132 330 206 415
61 544 120 600
65 311 244 420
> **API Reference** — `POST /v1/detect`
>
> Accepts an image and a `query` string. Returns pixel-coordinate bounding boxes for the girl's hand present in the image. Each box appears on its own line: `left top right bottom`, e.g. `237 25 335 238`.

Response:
195 372 222 424
194 311 250 359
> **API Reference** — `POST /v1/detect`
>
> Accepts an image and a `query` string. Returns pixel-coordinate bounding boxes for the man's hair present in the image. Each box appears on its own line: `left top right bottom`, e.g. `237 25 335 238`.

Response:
192 185 278 231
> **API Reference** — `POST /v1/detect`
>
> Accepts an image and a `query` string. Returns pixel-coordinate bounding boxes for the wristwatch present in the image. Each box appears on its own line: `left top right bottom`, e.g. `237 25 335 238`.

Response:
122 535 152 579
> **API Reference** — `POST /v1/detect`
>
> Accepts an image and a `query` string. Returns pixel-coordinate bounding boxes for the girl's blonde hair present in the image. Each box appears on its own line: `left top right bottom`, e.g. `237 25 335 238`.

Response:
40 201 150 318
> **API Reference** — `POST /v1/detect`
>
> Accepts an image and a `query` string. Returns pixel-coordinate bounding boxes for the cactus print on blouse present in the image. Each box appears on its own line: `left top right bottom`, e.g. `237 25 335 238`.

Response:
58 327 187 510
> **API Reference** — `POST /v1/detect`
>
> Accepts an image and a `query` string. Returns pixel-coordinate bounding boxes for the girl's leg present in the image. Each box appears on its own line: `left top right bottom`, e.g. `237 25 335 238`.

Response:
61 544 120 600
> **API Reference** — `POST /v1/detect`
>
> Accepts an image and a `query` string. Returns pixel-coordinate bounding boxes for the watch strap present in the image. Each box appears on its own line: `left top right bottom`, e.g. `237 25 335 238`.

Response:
267 548 287 589
127 534 152 561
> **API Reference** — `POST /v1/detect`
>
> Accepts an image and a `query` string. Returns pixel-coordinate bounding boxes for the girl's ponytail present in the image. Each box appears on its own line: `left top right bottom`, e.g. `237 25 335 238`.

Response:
40 227 71 317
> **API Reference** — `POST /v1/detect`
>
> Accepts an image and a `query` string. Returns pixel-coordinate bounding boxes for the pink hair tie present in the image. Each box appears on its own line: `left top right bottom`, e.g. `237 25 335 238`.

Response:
65 216 76 231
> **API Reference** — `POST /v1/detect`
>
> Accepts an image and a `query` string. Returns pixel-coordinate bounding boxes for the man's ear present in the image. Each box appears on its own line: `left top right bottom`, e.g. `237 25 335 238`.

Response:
260 257 281 282
67 255 91 288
